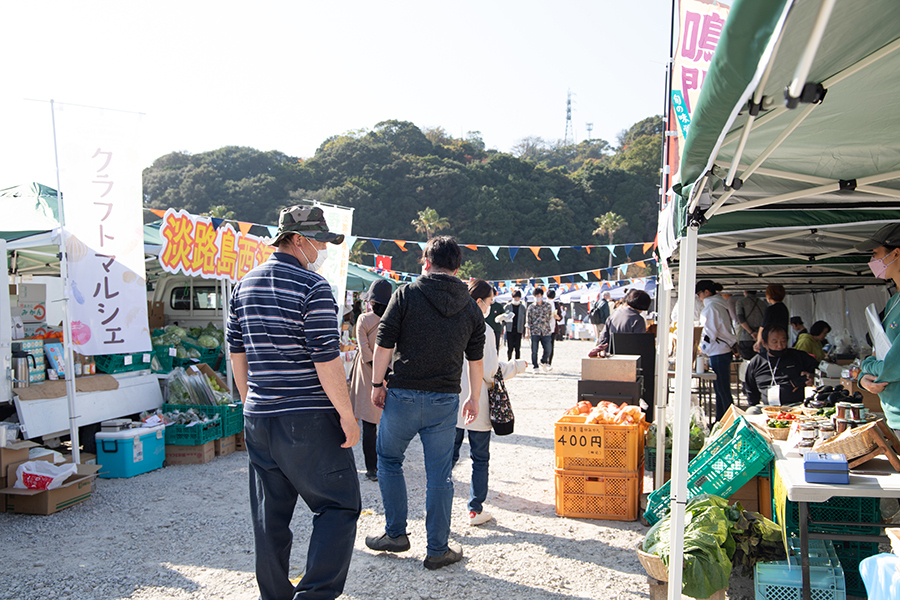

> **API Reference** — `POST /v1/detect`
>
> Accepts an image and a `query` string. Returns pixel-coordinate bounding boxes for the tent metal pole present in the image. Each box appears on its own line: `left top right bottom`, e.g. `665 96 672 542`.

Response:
786 0 836 101
654 285 672 489
722 106 788 147
724 19 787 188
717 162 831 185
50 99 80 464
667 224 699 600
858 186 900 200
707 103 818 218
823 35 900 89
224 278 233 395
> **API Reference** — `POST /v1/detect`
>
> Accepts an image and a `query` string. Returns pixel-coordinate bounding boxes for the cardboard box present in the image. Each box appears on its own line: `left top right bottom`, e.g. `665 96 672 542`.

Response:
165 441 215 466
840 378 882 415
2 460 99 515
191 363 228 393
0 440 40 474
62 452 97 466
148 301 164 329
234 431 246 451
581 355 641 382
215 435 235 457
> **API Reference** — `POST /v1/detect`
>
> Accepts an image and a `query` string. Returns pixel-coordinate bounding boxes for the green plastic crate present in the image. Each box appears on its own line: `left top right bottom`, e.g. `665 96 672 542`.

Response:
164 403 242 438
181 339 222 366
780 495 883 538
95 351 153 374
164 419 222 445
644 416 774 524
644 446 699 472
756 540 847 600
151 345 175 373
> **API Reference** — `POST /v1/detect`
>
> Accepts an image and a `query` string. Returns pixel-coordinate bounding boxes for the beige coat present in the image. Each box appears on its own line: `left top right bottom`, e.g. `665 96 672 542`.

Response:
349 311 383 424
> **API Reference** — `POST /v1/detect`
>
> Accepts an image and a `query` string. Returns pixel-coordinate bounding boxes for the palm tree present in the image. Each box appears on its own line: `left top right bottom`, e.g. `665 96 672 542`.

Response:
593 212 626 268
204 205 236 220
411 207 450 239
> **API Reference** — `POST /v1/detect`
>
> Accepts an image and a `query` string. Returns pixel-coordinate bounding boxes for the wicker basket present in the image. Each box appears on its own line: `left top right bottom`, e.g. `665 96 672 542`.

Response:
765 425 791 441
761 406 783 418
637 546 669 581
812 421 879 459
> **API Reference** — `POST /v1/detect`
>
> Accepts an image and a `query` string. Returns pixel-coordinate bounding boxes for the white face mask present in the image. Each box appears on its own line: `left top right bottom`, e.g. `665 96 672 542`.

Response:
479 299 491 318
301 244 328 272
512 299 520 305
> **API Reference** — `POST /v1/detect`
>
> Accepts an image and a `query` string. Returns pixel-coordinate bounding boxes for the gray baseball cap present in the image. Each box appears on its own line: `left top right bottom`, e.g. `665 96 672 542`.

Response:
855 223 900 252
270 205 344 246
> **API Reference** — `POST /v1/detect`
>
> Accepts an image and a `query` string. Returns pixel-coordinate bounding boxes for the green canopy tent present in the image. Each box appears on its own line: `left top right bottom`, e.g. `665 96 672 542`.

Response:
659 1 900 597
346 262 397 293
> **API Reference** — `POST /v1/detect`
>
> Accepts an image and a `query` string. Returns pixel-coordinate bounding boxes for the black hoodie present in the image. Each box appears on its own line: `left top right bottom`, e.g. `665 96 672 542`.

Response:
376 273 486 394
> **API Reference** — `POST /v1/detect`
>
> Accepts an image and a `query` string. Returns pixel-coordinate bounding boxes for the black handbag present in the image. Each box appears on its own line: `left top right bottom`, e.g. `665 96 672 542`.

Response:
488 367 514 435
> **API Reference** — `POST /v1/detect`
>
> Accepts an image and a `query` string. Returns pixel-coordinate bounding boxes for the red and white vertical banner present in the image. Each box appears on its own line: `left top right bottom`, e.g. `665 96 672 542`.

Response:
55 104 150 355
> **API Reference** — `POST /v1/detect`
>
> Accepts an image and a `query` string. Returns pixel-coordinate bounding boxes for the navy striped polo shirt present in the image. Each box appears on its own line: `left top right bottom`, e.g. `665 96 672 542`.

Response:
226 252 340 417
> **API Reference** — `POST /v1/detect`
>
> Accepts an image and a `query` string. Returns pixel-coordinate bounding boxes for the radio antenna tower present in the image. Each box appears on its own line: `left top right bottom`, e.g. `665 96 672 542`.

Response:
564 89 574 146
586 122 594 140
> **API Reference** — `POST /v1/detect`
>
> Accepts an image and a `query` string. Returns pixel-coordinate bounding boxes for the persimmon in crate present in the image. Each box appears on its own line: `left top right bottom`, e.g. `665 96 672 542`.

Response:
555 402 648 472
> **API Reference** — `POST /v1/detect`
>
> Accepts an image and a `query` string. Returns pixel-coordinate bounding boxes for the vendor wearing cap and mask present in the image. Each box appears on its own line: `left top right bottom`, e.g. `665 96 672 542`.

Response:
745 324 817 407
856 223 900 437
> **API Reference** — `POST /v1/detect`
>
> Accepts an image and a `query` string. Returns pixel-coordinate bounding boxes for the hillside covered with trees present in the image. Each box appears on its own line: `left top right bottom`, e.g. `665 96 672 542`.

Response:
143 117 662 280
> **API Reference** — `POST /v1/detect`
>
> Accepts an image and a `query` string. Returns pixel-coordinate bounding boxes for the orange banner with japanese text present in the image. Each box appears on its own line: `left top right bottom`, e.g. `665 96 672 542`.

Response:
158 208 274 283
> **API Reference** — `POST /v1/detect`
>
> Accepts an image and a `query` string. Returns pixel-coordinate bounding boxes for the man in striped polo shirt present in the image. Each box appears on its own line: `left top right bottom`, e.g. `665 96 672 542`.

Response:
228 205 361 600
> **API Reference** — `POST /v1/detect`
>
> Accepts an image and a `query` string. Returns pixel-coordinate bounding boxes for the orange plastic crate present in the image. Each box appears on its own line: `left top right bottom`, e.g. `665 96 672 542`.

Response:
554 466 643 521
554 414 643 471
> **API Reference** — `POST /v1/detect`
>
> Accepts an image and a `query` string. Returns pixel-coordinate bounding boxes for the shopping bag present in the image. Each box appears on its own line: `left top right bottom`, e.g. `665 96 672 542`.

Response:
488 367 515 436
14 461 77 490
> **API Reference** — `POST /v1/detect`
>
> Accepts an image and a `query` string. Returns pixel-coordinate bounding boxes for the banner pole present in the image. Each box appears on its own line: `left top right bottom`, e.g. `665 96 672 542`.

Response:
50 99 80 464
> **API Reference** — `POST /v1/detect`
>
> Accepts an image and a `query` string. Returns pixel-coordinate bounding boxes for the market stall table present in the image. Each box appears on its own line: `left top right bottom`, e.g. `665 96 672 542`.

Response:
770 438 899 600
667 371 716 427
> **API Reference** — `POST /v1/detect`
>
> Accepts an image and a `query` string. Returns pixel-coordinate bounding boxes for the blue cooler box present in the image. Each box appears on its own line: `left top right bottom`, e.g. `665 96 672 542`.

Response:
96 425 166 478
804 452 850 484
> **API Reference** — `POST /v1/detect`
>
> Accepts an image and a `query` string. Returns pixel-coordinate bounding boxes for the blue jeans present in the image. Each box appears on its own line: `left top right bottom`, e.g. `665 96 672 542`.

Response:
245 412 361 600
452 428 491 514
708 352 734 422
531 334 552 366
376 388 459 557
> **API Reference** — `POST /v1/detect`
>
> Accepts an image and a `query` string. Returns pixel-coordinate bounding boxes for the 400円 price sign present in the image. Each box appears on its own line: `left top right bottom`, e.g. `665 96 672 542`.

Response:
554 416 643 472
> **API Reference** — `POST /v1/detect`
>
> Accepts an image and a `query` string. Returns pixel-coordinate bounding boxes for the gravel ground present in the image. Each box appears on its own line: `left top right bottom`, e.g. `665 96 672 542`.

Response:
0 339 758 600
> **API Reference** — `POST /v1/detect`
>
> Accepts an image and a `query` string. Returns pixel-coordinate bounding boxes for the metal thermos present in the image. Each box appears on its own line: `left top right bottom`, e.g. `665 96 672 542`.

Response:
11 350 36 388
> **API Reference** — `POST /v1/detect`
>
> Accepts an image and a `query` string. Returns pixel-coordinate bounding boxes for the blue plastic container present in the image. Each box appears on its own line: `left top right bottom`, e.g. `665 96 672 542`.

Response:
804 452 850 485
95 425 166 478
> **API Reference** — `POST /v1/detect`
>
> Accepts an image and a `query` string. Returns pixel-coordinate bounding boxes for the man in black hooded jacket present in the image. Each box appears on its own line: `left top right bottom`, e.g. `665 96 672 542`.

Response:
366 236 485 571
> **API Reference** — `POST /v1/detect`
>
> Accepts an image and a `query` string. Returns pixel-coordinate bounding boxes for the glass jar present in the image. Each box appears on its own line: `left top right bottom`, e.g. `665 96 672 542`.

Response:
848 403 866 421
818 423 836 441
835 402 852 420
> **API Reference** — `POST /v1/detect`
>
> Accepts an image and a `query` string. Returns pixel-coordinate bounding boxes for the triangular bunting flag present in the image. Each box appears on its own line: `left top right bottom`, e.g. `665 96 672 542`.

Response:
592 270 603 280
540 278 548 285
643 242 654 254
464 244 478 251
488 246 500 260
573 246 582 252
238 221 252 236
606 268 615 278
505 281 513 289
585 246 591 255
418 241 427 251
346 236 357 250
619 264 629 276
635 261 646 269
211 218 224 230
529 246 541 260
553 276 561 284
509 247 519 261
567 275 575 283
624 243 635 256
150 209 166 218
579 272 589 281
267 225 279 237
605 245 616 256
371 239 382 253
549 246 561 260
394 240 407 252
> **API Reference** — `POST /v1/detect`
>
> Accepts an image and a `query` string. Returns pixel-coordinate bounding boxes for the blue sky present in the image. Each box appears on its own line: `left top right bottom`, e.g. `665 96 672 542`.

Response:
1 0 673 189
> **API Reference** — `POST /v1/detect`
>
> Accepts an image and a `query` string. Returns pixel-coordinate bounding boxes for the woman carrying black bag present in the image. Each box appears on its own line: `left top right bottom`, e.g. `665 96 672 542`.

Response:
452 279 527 526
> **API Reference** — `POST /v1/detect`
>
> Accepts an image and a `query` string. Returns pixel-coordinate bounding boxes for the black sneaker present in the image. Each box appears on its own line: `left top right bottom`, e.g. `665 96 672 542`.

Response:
423 544 463 570
365 471 378 482
365 532 410 553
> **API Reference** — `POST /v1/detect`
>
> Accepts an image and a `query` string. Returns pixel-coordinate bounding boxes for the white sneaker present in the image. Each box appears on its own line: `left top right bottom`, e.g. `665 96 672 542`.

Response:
469 510 493 526
539 363 549 373
544 364 553 372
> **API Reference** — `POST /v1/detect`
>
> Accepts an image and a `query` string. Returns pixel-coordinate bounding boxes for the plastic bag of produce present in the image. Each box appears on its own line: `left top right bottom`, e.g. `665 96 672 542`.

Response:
14 461 78 490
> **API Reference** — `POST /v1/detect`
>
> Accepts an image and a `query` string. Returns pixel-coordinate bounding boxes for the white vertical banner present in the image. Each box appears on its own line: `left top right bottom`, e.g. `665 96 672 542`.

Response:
316 204 354 309
55 104 150 355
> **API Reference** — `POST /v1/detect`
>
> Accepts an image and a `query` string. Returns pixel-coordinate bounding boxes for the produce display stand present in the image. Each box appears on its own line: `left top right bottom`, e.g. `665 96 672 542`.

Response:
769 432 900 600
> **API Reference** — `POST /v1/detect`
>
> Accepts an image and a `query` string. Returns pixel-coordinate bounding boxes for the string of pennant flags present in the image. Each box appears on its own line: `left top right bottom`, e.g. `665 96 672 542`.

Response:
144 209 657 262
355 236 658 261
356 257 658 287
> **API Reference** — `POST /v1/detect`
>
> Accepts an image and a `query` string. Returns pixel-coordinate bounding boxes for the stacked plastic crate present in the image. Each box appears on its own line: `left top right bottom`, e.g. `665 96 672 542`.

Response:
755 539 847 600
774 472 881 597
644 415 774 524
553 413 644 520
